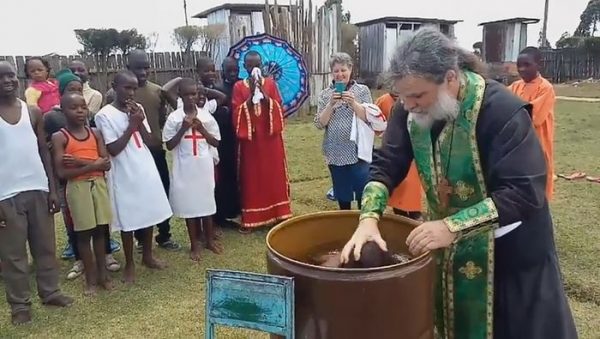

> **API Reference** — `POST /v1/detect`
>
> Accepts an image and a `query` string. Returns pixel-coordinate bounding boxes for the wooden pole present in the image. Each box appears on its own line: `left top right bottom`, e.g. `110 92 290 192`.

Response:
273 0 280 37
541 0 549 47
264 0 272 35
183 0 189 26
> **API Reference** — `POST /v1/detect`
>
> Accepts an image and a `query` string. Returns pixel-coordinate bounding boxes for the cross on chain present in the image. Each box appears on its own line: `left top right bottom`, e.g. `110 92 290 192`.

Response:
184 129 204 156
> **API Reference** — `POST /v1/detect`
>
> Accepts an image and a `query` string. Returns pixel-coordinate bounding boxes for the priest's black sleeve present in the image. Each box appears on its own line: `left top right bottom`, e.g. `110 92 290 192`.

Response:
443 107 547 232
486 108 547 226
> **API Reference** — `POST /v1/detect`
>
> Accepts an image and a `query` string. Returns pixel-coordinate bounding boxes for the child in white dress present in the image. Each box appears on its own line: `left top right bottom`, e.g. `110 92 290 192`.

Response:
94 71 172 283
163 78 223 261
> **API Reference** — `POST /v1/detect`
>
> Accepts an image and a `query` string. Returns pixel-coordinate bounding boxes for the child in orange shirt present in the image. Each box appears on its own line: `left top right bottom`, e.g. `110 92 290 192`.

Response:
375 90 423 220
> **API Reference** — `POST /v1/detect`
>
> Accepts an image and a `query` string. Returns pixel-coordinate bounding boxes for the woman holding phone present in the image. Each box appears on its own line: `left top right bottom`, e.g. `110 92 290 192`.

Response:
314 52 374 210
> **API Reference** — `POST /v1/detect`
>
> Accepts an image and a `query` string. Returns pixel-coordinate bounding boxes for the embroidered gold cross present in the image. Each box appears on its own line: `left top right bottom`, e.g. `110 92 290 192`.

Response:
454 181 475 201
459 261 483 279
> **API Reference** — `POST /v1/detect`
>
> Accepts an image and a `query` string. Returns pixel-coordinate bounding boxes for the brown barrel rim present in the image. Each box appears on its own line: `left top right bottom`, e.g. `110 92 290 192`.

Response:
265 210 431 273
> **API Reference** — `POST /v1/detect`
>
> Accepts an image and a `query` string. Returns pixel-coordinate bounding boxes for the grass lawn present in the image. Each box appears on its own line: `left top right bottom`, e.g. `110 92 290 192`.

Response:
1 98 599 338
555 82 600 98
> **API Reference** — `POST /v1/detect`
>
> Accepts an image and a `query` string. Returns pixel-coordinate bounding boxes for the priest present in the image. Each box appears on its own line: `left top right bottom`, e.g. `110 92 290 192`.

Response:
231 51 292 232
341 28 577 339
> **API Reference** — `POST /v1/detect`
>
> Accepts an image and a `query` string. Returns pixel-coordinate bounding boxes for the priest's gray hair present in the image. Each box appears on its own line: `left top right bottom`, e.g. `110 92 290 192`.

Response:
329 52 353 70
389 27 486 84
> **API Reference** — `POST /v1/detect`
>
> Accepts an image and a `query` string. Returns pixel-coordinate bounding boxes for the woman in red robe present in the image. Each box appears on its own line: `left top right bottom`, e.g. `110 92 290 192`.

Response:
231 51 292 232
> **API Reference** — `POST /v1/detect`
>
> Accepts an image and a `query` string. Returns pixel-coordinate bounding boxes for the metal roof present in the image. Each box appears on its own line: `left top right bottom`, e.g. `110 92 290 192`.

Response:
193 3 289 19
355 16 462 27
478 17 540 26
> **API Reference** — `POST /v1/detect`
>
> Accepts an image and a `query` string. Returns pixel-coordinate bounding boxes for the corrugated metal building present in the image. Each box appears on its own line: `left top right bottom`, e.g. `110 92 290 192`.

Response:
193 3 289 69
479 18 540 63
356 17 461 85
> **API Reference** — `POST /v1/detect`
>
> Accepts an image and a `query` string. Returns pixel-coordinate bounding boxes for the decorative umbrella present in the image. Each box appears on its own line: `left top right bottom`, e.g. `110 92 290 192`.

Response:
228 33 309 117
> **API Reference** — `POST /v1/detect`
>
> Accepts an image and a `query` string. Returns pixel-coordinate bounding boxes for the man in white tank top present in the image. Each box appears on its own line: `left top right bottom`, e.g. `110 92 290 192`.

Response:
0 61 74 325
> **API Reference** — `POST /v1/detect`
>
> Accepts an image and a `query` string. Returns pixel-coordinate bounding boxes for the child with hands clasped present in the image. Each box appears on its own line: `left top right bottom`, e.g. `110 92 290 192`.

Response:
163 78 223 261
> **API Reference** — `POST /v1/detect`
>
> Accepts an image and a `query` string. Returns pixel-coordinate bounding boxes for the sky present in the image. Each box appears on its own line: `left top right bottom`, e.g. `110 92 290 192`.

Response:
0 0 589 56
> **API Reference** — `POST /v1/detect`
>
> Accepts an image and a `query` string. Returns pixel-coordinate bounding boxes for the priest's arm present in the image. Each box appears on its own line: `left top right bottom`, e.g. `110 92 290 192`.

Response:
443 107 547 233
360 104 414 220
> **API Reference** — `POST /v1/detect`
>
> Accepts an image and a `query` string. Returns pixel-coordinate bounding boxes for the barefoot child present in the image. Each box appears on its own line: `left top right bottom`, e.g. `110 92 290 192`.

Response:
24 57 60 114
44 69 120 280
95 71 172 283
51 93 113 295
163 79 223 260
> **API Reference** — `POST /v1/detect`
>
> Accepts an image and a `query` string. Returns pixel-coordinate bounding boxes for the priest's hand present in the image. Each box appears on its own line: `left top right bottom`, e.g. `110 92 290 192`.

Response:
340 218 388 263
406 220 457 255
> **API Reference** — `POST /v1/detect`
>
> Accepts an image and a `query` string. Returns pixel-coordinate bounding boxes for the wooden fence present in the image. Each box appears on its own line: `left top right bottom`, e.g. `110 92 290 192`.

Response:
0 52 208 97
541 48 600 83
1 0 341 108
260 0 341 106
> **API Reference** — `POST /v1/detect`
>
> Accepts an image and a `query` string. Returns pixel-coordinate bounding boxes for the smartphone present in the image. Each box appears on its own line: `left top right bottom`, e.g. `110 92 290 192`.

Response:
334 81 345 94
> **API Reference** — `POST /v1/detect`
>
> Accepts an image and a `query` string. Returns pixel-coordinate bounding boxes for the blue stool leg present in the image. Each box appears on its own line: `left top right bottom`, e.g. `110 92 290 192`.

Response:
205 322 215 339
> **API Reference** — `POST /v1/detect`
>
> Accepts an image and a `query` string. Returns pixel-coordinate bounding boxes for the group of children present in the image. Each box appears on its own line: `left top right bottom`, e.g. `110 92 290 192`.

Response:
1 53 230 321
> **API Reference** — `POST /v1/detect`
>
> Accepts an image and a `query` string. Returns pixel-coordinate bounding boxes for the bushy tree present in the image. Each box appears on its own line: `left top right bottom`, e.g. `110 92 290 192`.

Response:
575 0 600 37
115 29 147 55
172 25 203 54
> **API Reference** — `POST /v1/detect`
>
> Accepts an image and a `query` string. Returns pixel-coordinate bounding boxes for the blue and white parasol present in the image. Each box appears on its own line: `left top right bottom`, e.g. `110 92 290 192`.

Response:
228 33 309 117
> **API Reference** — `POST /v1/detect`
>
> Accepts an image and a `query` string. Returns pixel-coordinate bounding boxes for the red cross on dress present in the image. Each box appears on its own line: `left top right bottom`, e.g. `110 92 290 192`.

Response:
183 129 204 156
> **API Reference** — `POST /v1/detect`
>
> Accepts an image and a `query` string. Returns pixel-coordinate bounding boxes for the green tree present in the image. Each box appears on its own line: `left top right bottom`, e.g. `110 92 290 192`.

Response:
74 28 119 87
342 11 351 24
115 29 147 55
198 24 226 60
472 41 482 55
172 25 203 54
538 31 551 48
75 28 119 57
341 23 358 61
556 31 584 48
575 0 600 36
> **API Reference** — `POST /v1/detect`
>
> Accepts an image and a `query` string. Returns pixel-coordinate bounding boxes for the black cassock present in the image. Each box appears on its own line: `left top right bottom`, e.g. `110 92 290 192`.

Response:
212 80 241 222
371 80 578 339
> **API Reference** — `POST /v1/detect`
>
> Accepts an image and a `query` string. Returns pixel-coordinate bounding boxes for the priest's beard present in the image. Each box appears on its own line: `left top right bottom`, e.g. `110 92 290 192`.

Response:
410 90 460 129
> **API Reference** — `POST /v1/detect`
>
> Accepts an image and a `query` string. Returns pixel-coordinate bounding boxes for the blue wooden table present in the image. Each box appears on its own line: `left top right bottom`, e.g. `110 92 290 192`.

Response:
205 269 295 339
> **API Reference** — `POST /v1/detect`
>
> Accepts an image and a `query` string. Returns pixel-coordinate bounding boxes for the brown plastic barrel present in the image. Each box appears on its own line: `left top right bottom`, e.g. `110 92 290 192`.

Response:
266 211 435 339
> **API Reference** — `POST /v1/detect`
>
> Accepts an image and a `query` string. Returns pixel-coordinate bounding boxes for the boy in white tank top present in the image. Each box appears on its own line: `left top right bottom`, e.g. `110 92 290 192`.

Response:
0 61 74 325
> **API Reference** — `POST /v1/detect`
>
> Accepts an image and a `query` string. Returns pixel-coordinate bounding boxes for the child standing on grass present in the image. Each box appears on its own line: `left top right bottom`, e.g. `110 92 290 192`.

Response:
163 78 223 260
51 93 113 296
44 69 121 280
95 71 171 284
24 57 60 114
